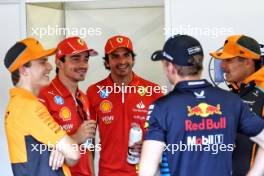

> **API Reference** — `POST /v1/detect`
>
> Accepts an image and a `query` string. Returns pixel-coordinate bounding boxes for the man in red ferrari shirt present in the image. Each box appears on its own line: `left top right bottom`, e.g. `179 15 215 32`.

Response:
39 36 97 176
86 35 165 176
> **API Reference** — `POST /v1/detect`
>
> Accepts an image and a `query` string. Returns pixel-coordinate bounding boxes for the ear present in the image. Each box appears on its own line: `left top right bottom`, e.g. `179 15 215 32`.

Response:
56 59 63 69
167 62 177 75
18 66 28 76
105 60 110 68
245 59 254 67
171 63 177 75
131 57 135 67
245 59 257 74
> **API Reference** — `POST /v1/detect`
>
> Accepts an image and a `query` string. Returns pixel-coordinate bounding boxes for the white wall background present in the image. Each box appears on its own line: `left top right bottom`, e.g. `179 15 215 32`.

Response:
27 4 64 49
1 0 264 175
27 4 65 78
0 2 21 175
166 0 264 82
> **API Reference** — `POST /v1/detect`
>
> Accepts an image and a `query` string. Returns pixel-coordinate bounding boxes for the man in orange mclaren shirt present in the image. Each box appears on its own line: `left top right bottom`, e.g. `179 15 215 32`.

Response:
39 36 97 176
210 35 264 176
4 37 80 176
87 35 165 176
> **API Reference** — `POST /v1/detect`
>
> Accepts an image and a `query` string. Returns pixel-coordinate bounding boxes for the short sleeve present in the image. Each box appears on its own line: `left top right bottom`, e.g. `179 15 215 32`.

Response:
21 101 66 146
153 91 164 102
238 101 264 137
144 103 166 142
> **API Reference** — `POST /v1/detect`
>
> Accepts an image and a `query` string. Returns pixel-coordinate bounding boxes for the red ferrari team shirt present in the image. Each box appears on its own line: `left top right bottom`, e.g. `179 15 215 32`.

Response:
87 73 164 176
39 76 92 176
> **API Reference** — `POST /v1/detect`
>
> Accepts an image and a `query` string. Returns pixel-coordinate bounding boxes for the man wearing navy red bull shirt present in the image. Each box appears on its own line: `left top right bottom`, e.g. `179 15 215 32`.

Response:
139 35 264 176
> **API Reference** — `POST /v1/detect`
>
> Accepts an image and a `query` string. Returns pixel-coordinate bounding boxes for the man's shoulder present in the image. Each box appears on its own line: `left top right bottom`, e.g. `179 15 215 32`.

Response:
9 95 45 114
11 92 37 105
256 82 264 92
196 85 243 103
156 86 241 105
38 83 63 107
90 78 108 86
150 92 175 108
39 83 57 96
87 77 108 93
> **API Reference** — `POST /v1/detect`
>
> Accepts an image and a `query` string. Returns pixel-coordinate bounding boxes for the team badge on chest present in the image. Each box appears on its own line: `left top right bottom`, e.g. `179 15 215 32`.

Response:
59 107 71 121
99 100 113 113
54 95 64 105
102 115 114 124
100 89 110 98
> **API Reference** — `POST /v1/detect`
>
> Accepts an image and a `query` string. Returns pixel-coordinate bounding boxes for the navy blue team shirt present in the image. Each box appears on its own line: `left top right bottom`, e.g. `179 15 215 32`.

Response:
144 79 264 176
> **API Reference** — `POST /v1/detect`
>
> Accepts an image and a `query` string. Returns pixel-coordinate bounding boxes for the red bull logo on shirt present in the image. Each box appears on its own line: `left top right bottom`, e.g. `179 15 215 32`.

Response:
185 117 226 131
187 103 222 117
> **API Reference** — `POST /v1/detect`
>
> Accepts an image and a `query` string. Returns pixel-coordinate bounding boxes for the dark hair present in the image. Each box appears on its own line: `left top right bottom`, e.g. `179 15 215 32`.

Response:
174 55 203 77
11 62 31 86
55 56 65 74
254 59 262 71
102 51 136 70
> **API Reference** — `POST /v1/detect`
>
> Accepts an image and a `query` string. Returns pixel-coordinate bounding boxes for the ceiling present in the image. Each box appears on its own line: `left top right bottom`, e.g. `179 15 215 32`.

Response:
26 0 164 10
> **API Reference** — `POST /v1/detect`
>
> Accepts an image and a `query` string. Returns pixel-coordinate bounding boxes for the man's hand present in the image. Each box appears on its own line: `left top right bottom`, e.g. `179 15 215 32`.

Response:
248 130 264 176
130 141 142 156
139 140 165 176
49 149 65 170
71 120 96 144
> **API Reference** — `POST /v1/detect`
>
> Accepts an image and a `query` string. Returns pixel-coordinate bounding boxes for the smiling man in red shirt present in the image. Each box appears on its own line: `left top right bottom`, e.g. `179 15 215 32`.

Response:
87 35 164 176
39 37 97 176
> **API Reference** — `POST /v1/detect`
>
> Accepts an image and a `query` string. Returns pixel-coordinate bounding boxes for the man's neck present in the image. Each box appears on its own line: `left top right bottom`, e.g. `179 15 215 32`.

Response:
237 66 257 88
236 82 242 88
110 73 133 86
58 74 78 96
16 82 39 96
173 75 201 86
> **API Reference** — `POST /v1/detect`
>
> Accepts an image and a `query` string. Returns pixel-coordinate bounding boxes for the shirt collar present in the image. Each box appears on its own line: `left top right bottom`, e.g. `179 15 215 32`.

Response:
173 79 211 90
51 76 81 97
106 72 140 86
10 87 37 100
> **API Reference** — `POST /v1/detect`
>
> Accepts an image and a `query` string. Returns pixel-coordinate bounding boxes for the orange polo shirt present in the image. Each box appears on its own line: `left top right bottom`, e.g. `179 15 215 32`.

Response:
5 87 70 176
